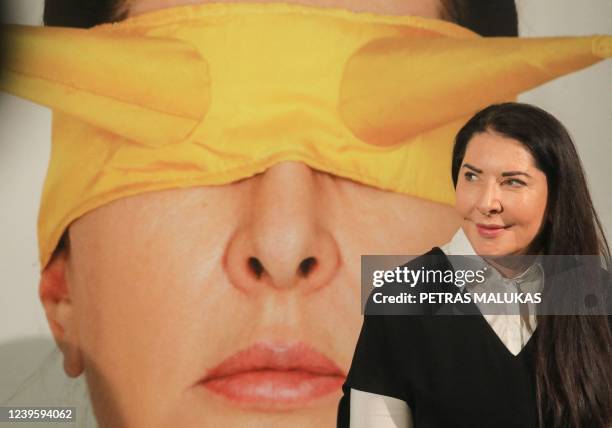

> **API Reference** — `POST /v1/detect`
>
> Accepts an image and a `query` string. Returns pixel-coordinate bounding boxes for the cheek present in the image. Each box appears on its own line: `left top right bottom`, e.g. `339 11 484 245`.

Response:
454 184 476 218
70 233 259 426
67 196 245 423
70 208 235 349
509 189 548 234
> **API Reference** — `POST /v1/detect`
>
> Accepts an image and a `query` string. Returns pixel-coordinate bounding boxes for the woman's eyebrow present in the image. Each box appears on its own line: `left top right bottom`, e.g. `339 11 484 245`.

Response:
501 171 532 178
462 163 482 173
463 164 532 179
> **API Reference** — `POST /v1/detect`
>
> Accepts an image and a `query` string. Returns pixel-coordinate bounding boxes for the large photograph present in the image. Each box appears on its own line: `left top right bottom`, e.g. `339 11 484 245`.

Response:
0 1 610 427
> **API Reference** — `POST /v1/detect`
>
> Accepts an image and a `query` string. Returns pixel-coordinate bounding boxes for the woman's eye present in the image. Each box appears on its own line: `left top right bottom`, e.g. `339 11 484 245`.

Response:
464 172 478 181
503 178 526 187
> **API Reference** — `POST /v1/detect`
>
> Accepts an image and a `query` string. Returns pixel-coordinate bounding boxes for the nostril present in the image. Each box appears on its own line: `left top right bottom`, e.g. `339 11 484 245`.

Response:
248 257 265 279
298 257 317 277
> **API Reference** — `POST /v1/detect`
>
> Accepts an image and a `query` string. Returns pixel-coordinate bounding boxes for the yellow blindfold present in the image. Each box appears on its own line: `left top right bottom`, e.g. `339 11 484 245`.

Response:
0 3 610 269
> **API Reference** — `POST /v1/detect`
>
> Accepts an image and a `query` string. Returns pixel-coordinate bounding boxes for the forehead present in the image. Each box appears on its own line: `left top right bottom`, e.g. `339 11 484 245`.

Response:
128 0 443 18
463 132 538 172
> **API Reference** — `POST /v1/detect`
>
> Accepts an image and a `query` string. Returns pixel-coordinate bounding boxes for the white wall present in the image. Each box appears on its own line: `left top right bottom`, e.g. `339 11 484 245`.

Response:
1 0 611 406
516 0 612 238
0 1 55 403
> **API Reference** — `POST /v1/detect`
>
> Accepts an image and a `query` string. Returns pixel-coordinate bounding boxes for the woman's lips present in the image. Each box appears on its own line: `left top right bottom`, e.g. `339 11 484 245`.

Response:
476 223 509 238
199 342 345 408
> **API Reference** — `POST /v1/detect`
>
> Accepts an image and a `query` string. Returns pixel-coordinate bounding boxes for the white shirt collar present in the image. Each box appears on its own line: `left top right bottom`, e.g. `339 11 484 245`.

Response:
441 228 544 290
441 227 476 257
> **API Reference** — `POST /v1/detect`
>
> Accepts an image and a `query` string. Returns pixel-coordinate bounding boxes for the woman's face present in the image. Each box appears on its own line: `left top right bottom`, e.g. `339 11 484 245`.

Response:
49 1 461 427
66 163 458 427
455 131 548 257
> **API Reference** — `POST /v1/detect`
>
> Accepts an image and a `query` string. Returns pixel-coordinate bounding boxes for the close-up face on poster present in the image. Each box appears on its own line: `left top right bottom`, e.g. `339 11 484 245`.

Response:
0 1 610 427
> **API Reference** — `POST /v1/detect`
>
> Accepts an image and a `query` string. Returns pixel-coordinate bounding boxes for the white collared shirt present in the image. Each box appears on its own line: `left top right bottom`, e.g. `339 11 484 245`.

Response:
442 227 543 355
349 228 544 428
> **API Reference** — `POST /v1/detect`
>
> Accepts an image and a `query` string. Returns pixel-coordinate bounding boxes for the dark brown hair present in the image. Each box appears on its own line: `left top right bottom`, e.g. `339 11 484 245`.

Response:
452 102 612 428
44 0 519 37
44 0 127 27
442 0 518 37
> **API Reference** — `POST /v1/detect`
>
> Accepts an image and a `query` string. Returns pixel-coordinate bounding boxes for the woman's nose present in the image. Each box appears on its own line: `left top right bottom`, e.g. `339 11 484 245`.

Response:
225 161 340 293
476 181 503 216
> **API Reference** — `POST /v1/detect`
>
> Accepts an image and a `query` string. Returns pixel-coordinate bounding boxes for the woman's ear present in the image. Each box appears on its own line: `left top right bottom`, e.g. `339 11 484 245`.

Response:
39 250 84 378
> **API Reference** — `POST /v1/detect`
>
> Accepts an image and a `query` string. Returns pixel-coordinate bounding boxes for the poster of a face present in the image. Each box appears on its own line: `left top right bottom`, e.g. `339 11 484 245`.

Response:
0 0 610 427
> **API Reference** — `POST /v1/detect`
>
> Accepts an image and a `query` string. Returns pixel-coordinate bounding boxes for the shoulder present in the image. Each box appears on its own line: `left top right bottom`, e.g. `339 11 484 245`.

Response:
364 247 453 316
402 246 452 271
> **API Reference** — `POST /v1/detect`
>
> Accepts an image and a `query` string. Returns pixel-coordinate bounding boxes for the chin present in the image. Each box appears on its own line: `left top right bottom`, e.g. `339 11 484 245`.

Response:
473 241 512 257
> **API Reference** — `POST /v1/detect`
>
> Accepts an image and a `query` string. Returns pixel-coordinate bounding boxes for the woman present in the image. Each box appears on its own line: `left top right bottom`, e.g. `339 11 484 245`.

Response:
339 103 612 428
2 0 610 426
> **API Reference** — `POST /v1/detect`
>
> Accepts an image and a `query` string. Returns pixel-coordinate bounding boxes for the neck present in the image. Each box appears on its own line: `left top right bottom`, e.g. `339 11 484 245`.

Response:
483 255 538 279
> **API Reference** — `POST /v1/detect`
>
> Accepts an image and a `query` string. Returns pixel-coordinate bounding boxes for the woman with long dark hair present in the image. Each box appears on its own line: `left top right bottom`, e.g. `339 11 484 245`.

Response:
339 102 612 428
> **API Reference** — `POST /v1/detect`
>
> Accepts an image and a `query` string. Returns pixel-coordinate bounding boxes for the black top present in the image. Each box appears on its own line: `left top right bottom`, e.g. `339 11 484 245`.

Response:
338 248 612 428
